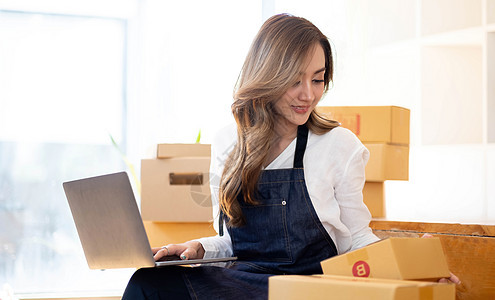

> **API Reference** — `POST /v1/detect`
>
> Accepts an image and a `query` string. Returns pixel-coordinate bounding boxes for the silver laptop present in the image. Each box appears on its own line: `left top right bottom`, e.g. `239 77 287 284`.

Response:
63 171 236 269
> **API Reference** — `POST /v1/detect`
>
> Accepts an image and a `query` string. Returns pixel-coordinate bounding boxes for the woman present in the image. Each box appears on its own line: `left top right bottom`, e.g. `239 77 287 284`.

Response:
123 13 380 299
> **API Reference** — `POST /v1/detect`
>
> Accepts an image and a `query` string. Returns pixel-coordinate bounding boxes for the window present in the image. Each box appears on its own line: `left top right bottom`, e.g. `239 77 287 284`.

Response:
0 10 134 295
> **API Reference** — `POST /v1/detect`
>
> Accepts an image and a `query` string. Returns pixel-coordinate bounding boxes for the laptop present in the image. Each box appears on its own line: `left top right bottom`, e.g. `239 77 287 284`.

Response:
63 171 237 269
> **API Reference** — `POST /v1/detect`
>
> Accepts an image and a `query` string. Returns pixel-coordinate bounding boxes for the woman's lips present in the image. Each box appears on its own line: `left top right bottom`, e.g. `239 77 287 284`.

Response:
291 105 310 114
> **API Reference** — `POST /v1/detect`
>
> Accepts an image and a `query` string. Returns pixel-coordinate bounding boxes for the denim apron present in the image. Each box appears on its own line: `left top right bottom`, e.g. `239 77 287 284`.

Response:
181 124 338 300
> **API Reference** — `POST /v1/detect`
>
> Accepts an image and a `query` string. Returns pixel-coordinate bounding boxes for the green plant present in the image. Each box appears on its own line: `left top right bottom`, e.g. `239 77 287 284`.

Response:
196 129 201 143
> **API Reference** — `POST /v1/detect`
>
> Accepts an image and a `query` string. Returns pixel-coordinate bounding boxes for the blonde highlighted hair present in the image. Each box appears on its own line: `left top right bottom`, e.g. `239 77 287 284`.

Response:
219 14 339 226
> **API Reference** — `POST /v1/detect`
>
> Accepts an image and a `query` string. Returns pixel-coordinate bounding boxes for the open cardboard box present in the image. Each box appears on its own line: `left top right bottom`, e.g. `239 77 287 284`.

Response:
269 275 455 300
320 237 450 281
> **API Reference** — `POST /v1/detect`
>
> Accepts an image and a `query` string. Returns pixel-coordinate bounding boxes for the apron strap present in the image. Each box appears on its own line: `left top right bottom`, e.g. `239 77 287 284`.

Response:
219 210 224 236
293 124 309 168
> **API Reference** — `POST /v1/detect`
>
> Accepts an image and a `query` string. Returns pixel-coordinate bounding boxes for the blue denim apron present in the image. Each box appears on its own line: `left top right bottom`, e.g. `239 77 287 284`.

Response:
181 124 337 300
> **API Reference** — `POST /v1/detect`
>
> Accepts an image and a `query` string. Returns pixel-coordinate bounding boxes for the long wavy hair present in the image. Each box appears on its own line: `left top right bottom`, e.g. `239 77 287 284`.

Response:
219 14 340 227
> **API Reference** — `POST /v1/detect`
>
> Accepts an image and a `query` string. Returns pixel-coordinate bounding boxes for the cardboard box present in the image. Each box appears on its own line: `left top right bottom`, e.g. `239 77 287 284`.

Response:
141 158 212 222
316 106 410 145
143 221 216 247
269 275 455 300
365 143 409 181
320 237 450 281
157 143 210 158
363 181 385 218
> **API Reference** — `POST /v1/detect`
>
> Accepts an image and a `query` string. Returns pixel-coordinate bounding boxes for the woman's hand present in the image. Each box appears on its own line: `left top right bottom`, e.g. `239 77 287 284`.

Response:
152 240 206 262
421 233 461 284
438 272 461 284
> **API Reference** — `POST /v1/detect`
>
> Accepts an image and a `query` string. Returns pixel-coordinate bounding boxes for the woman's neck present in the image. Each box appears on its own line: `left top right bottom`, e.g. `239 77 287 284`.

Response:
273 119 298 141
264 120 298 168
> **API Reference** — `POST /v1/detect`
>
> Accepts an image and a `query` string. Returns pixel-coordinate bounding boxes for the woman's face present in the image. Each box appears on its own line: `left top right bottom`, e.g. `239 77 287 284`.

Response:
274 43 326 134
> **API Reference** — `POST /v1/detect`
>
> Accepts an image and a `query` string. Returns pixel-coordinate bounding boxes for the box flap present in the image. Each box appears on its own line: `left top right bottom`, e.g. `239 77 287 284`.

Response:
390 238 451 280
321 238 450 281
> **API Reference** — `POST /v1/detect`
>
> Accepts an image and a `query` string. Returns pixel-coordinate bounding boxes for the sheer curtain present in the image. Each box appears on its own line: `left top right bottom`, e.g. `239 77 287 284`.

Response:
0 0 264 297
0 8 132 297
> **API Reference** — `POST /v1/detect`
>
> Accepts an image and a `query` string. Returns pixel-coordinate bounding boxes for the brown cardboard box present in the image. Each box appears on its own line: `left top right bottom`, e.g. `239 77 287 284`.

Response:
320 237 450 281
316 106 410 145
143 221 216 246
365 143 409 181
363 182 385 218
157 143 211 158
269 275 455 300
141 158 212 222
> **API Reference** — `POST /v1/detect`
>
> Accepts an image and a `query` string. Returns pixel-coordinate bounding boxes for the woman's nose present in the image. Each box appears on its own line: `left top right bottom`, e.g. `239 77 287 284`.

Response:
299 80 314 101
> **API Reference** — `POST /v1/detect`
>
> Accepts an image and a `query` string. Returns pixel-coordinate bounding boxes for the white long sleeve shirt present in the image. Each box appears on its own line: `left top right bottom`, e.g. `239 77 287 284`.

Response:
197 123 379 262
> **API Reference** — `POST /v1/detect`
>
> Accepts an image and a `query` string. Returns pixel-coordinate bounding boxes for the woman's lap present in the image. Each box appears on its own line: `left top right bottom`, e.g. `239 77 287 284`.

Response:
122 264 271 300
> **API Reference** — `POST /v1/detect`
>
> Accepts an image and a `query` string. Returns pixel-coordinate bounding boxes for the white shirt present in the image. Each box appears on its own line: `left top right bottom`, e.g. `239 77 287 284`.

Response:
197 123 380 262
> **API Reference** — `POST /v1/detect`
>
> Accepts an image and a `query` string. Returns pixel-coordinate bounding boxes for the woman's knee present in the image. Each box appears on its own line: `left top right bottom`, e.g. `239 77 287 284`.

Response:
123 267 191 300
123 268 158 299
129 267 155 285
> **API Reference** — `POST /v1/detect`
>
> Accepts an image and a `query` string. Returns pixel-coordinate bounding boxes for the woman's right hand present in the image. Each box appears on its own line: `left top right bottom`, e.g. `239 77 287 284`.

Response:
152 240 206 262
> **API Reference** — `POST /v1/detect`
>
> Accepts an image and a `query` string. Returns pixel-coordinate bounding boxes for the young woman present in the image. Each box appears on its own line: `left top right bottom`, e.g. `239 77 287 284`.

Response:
123 13 380 299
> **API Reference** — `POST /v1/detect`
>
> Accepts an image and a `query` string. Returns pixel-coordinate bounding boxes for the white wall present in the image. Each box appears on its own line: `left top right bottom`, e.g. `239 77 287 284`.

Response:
129 0 262 151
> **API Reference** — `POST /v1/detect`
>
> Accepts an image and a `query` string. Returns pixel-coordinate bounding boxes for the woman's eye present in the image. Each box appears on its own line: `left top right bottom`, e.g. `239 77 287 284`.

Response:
313 79 324 84
293 81 301 87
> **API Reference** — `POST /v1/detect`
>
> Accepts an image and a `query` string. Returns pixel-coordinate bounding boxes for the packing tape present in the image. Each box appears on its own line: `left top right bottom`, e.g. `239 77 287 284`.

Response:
346 248 369 265
419 286 434 300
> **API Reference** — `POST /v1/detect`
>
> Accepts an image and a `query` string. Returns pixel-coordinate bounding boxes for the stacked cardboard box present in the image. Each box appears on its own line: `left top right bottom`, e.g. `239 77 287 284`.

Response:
269 237 455 299
316 106 410 218
141 144 216 246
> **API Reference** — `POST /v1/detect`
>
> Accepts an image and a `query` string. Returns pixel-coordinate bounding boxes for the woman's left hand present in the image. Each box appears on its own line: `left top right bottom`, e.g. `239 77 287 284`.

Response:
438 272 461 284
